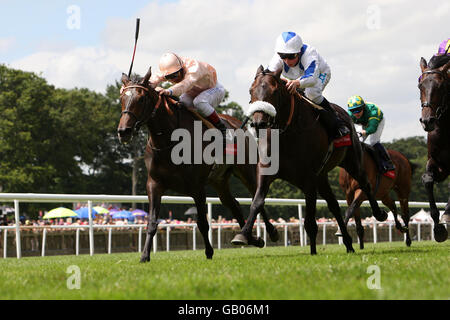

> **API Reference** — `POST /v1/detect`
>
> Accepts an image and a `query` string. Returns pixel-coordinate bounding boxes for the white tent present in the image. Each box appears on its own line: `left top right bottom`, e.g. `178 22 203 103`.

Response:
410 209 433 222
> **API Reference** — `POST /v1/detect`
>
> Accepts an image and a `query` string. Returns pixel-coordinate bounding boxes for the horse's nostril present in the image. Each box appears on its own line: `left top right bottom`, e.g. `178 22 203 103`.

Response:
118 127 132 137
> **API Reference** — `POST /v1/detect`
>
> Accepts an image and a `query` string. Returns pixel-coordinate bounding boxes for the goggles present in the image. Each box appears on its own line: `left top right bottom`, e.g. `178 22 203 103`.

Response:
351 107 364 114
165 68 183 80
278 52 298 60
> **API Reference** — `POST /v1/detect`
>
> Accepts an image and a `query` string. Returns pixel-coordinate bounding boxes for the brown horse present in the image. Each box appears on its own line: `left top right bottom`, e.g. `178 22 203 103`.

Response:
117 67 279 262
231 66 388 255
339 145 415 248
418 54 450 242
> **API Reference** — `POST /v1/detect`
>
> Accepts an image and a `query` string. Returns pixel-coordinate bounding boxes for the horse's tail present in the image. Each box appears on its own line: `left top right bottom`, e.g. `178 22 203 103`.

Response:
408 160 419 176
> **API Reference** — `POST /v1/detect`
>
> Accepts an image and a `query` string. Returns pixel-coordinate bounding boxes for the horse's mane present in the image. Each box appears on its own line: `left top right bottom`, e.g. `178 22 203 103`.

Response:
429 54 450 69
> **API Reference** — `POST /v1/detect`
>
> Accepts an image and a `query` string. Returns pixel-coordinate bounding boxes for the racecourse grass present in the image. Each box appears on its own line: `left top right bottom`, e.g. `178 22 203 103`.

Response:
0 241 448 300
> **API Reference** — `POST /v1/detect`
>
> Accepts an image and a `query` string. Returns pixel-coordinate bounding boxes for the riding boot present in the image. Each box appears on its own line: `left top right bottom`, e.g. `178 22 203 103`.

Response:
207 111 227 147
373 142 395 172
318 97 350 140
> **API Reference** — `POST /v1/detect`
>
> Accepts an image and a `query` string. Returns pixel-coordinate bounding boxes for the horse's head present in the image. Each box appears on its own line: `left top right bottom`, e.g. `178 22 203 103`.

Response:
418 56 450 132
117 67 155 144
246 65 284 131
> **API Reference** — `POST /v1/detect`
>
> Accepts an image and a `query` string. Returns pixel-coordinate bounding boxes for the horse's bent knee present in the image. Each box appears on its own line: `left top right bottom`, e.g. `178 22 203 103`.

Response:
422 173 434 188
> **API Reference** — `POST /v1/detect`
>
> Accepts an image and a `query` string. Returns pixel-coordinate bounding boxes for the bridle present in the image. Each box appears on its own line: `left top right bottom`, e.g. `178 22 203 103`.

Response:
120 84 151 130
419 69 449 120
251 72 295 133
120 83 180 151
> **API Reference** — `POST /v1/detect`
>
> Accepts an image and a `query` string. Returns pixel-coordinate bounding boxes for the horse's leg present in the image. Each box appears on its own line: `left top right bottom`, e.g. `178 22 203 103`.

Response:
231 173 275 246
343 189 366 226
232 165 279 242
423 160 448 242
210 175 265 248
304 186 318 255
140 180 163 263
343 147 388 222
317 175 354 253
354 208 365 249
193 189 214 259
398 198 412 247
442 182 450 225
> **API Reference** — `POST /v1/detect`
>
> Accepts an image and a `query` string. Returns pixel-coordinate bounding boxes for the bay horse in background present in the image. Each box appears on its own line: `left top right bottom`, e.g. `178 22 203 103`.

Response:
231 66 388 255
339 145 416 248
117 67 279 263
418 54 450 242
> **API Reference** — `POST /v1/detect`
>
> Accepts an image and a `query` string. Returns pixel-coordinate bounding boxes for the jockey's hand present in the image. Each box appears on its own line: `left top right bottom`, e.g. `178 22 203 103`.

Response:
157 88 173 96
120 85 125 95
286 79 300 95
361 130 367 138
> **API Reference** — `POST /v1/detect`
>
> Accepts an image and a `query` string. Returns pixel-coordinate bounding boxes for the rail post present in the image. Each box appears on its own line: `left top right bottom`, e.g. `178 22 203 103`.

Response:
284 225 288 247
153 230 157 253
417 222 421 241
207 203 212 245
108 228 112 254
218 225 221 250
14 200 21 259
298 205 304 247
192 225 196 251
138 226 142 252
3 229 7 258
373 220 377 244
257 214 261 238
88 200 94 256
389 223 392 242
166 226 170 252
41 228 47 257
75 228 80 256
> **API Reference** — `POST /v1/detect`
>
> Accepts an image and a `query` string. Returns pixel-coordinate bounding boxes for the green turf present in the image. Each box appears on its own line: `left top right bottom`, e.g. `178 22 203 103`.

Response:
0 241 448 300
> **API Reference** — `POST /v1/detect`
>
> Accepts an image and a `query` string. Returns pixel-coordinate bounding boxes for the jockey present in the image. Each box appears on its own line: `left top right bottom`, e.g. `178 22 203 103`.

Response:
149 52 227 137
347 95 395 172
267 31 350 139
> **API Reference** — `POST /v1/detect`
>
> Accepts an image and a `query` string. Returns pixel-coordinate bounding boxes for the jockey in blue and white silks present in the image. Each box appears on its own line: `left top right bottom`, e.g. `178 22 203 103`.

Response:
267 31 349 139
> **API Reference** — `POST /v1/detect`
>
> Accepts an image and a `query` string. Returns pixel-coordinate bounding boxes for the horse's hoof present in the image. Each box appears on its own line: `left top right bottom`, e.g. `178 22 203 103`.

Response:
140 256 150 263
231 234 248 246
406 238 412 247
376 210 388 222
434 224 448 243
269 229 279 242
255 237 265 248
359 244 364 250
347 247 355 253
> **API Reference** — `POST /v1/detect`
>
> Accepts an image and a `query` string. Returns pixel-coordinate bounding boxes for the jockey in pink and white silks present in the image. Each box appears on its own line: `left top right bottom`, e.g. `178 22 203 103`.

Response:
267 31 349 139
149 52 227 136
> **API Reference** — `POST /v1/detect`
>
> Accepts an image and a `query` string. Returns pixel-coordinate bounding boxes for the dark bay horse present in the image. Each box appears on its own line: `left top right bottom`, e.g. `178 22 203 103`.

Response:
117 67 279 262
418 54 450 242
231 66 388 255
339 145 415 248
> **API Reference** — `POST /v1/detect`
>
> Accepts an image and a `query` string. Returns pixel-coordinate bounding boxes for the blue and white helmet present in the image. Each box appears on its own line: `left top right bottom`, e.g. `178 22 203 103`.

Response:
275 31 303 54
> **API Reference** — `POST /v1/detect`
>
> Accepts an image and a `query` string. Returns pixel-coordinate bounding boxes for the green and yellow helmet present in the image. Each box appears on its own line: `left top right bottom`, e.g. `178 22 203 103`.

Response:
347 95 365 111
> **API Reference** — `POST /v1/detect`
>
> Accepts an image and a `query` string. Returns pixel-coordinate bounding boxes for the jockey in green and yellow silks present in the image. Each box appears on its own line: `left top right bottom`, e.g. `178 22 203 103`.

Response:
347 95 395 172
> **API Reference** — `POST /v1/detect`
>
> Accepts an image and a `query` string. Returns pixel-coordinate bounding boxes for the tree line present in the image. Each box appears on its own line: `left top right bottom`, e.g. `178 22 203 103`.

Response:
0 65 447 220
